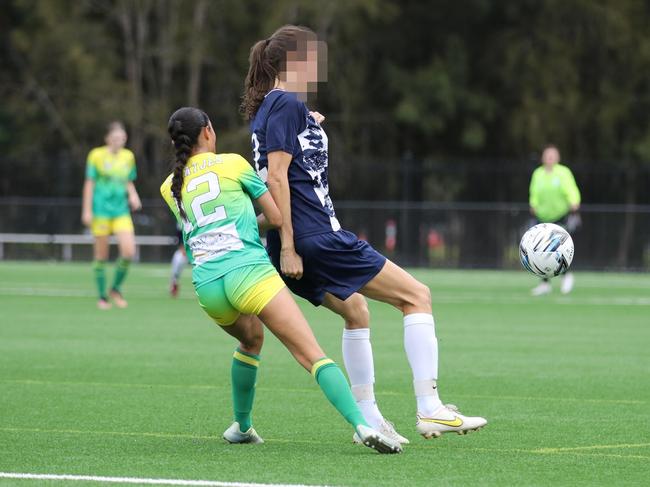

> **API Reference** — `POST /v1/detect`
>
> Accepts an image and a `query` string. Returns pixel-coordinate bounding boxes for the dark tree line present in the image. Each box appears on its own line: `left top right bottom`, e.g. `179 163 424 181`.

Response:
1 0 649 205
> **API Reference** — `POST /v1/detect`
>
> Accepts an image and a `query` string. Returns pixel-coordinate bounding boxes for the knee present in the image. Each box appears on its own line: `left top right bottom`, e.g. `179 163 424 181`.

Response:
121 247 136 260
94 245 109 261
342 294 370 329
404 282 431 313
240 324 264 354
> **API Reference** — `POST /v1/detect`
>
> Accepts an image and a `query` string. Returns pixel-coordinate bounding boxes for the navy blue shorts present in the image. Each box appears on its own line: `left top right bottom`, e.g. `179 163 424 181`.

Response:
266 230 387 306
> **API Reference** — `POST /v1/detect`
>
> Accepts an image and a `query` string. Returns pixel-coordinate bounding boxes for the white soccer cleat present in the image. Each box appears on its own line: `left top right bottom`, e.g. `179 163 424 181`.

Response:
222 422 264 444
561 272 574 294
531 281 552 296
355 424 402 454
416 404 487 439
353 419 410 445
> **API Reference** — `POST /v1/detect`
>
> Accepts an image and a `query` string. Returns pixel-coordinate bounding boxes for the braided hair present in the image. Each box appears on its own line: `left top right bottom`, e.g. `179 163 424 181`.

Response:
167 107 209 220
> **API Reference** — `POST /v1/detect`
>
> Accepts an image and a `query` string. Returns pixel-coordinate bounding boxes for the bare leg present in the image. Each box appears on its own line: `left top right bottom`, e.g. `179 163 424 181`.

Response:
360 260 431 314
360 260 441 416
115 231 136 260
257 288 325 371
93 236 110 306
93 236 109 261
221 314 264 356
322 292 370 329
223 290 401 451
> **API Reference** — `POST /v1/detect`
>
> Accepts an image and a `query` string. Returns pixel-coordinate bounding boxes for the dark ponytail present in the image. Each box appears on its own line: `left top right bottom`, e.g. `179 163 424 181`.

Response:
167 107 210 220
241 25 317 120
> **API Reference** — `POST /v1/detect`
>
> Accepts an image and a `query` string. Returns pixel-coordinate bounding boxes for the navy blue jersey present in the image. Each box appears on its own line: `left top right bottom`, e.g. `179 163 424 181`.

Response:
250 89 340 239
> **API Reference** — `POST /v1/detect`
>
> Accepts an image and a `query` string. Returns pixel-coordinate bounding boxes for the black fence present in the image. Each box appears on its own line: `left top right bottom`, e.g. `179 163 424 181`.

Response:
1 198 649 270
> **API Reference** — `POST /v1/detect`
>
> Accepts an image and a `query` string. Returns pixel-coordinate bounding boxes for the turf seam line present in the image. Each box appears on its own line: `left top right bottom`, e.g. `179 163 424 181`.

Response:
0 426 315 445
3 427 650 460
2 286 650 305
2 379 645 405
0 472 330 487
533 442 650 453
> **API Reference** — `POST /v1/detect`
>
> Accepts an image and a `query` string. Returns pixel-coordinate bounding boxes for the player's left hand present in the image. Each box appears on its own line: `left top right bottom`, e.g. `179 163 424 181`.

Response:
129 194 142 212
310 111 325 124
280 247 304 280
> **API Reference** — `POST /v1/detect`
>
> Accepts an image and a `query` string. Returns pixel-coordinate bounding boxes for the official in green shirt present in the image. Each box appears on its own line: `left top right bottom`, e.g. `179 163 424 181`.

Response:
528 145 581 296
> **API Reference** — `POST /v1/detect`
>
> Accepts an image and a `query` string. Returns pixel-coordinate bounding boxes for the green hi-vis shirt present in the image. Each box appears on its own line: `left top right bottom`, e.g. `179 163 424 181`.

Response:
160 152 269 289
85 146 137 218
529 164 581 223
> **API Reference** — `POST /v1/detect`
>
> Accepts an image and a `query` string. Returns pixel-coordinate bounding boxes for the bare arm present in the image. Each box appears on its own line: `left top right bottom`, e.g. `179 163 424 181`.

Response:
81 179 94 227
126 181 142 211
256 192 283 231
267 150 303 279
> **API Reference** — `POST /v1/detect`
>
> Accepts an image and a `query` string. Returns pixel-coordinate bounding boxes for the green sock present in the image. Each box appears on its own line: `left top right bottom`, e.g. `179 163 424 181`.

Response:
93 260 107 299
312 358 368 430
231 348 260 432
111 258 131 292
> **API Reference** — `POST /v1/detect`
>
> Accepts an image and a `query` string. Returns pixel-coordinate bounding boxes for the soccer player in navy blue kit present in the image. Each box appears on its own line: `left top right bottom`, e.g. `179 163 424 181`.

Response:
241 25 487 441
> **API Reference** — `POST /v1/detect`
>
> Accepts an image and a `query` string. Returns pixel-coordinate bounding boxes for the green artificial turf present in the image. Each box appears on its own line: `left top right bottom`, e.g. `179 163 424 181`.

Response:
0 261 648 486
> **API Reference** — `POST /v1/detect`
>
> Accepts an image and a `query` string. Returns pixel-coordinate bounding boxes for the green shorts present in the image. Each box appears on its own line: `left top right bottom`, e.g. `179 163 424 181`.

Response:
195 263 285 326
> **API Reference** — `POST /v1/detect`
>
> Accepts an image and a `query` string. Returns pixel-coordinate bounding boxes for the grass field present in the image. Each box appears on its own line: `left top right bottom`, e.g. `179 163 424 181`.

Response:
0 261 649 486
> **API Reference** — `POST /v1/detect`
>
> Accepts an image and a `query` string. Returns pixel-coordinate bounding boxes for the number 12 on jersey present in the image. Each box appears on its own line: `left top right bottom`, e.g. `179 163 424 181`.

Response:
182 173 227 230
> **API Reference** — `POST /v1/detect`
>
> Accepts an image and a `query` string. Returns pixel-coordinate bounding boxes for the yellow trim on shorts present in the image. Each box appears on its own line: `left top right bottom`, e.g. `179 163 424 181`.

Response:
311 358 335 377
239 273 285 316
91 215 134 237
233 351 260 368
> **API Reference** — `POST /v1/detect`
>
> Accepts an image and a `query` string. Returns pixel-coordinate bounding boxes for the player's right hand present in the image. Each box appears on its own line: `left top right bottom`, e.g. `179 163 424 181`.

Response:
81 210 93 227
280 247 303 280
309 111 325 124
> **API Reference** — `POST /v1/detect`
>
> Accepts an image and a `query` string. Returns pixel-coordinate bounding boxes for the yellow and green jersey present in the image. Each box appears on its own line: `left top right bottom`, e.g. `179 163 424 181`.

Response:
85 146 137 218
160 152 269 289
529 164 581 223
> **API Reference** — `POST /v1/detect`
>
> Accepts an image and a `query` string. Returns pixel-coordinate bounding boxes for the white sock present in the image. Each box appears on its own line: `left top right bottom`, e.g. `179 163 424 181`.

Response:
342 328 384 429
403 313 443 416
171 249 187 281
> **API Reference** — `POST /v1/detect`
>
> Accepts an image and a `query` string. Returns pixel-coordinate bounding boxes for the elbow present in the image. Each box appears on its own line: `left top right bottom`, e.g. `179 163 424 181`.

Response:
266 171 285 190
268 211 283 228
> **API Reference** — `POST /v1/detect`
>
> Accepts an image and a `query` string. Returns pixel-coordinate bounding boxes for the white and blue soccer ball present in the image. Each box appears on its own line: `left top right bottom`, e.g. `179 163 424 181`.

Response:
519 223 574 278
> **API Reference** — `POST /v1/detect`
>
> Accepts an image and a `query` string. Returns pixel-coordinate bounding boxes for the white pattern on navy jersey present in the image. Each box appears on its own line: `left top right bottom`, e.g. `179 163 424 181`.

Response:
297 116 341 231
250 90 341 238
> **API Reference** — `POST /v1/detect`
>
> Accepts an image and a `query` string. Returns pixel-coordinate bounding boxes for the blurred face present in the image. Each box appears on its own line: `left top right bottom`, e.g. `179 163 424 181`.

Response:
105 128 127 152
281 39 327 96
542 147 560 168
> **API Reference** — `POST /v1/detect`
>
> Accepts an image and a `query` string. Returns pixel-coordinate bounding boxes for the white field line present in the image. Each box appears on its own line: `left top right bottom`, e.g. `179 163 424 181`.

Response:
0 472 330 487
1 285 649 306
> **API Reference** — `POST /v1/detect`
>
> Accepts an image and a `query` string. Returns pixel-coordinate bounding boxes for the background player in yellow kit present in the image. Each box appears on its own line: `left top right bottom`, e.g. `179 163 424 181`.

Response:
81 122 142 309
529 144 581 296
160 107 400 453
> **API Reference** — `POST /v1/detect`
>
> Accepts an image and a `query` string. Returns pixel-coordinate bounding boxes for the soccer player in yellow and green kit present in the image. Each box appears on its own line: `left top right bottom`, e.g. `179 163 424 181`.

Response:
159 107 400 453
529 144 581 296
81 122 142 309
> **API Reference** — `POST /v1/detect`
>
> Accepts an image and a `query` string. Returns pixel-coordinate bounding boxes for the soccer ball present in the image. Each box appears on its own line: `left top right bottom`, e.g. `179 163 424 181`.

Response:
519 223 574 278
